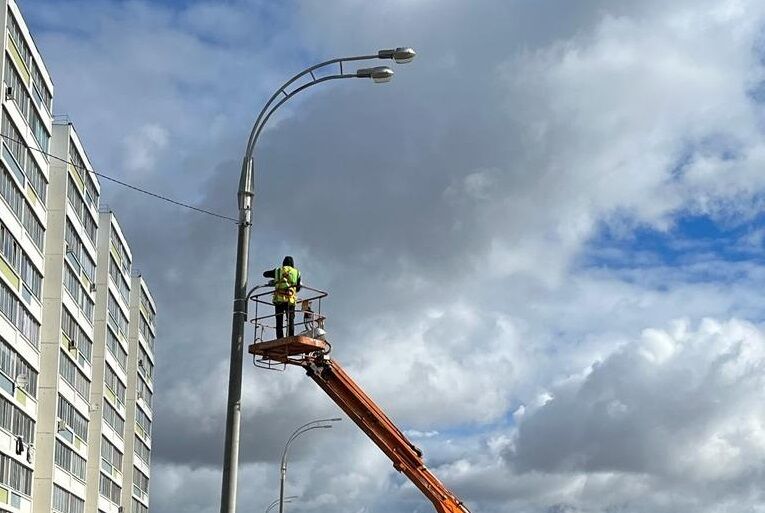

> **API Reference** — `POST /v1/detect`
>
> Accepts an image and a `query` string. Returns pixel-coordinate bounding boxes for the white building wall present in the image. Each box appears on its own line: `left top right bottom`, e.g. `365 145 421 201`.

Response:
85 213 132 513
122 277 154 513
34 124 99 513
0 1 53 513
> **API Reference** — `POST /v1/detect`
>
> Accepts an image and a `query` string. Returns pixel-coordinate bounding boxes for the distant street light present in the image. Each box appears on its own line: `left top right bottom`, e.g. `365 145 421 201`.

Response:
266 496 297 513
219 47 416 513
279 418 342 513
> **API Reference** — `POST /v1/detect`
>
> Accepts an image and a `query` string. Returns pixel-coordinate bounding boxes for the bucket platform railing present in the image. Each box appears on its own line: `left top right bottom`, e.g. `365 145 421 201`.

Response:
248 285 331 369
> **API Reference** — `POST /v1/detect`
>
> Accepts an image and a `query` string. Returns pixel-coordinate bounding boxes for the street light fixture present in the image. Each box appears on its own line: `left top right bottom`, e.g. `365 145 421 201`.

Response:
219 48 415 513
378 47 417 63
356 66 395 83
279 419 341 513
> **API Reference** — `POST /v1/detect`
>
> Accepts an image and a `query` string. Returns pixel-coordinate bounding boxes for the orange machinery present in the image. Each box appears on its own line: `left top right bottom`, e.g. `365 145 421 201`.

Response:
249 335 471 513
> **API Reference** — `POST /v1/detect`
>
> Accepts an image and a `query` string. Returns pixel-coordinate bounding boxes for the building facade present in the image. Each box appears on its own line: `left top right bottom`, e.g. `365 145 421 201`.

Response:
0 1 53 513
33 124 98 513
123 277 154 513
0 4 157 513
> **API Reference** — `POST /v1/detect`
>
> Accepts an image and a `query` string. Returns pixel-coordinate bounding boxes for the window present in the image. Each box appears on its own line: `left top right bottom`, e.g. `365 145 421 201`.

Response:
134 435 150 465
140 289 155 326
139 316 154 353
22 207 43 252
28 110 48 152
0 453 32 496
100 436 123 472
107 292 128 337
108 256 130 304
53 485 84 513
137 346 153 382
133 466 149 497
102 401 124 438
57 396 87 442
59 350 90 400
99 474 121 504
0 396 10 431
61 308 93 364
0 164 22 217
54 440 85 481
132 498 148 513
104 363 126 406
11 407 33 444
0 219 40 302
137 376 152 408
4 56 28 120
63 263 94 322
6 13 31 72
0 337 38 397
135 408 151 439
0 160 42 253
67 175 96 243
68 141 98 210
0 394 34 443
106 327 127 370
29 59 52 112
3 56 50 154
25 153 46 203
1 108 26 184
20 256 41 299
110 232 131 276
65 220 95 282
0 277 39 346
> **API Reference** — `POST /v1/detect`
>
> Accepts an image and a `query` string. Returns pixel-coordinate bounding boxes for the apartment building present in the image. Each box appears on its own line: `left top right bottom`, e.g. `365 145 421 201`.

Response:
0 4 157 513
84 212 132 513
34 124 98 513
0 1 53 513
122 277 154 513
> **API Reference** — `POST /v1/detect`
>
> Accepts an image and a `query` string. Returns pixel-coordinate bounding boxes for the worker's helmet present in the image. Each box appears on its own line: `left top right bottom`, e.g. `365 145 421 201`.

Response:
283 256 294 267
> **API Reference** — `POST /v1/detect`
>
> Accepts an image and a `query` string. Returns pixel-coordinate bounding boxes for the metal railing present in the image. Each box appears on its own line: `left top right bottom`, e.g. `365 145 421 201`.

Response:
249 285 330 370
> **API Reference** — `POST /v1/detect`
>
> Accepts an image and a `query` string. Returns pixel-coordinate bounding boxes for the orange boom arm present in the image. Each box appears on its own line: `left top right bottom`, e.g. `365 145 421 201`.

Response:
304 356 471 513
249 334 471 513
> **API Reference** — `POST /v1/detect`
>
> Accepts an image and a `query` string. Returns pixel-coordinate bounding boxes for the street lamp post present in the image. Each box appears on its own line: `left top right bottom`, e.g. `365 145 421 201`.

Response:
266 496 297 513
279 419 341 513
219 48 416 513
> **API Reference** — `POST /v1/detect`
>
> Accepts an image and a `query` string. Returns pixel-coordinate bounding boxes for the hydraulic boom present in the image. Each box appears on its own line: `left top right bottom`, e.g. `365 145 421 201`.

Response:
305 355 471 513
249 335 471 513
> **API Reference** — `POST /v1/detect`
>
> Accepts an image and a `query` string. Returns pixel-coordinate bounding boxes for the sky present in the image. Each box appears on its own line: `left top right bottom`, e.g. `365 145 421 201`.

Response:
18 0 765 512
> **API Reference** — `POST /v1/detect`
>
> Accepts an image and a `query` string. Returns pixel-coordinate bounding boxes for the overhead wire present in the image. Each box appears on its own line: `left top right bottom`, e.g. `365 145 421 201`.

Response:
0 132 240 224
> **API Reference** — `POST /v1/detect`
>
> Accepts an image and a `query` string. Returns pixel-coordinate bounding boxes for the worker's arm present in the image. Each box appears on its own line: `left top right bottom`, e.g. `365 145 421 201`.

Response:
296 275 302 292
263 269 275 278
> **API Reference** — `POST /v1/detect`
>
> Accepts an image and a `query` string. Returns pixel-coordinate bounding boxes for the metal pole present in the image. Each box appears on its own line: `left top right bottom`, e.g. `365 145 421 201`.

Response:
279 422 337 513
220 157 254 513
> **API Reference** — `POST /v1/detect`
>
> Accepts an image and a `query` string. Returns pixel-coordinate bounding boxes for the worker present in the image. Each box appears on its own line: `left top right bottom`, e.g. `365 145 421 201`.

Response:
263 256 302 339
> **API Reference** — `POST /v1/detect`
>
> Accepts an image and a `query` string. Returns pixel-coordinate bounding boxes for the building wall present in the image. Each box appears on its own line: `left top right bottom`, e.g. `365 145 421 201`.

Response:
0 5 157 513
34 124 99 513
0 1 54 513
84 213 132 513
122 277 154 513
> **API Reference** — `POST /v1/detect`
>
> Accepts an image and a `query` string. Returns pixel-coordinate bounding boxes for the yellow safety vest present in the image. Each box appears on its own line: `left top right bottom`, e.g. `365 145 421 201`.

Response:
273 266 300 305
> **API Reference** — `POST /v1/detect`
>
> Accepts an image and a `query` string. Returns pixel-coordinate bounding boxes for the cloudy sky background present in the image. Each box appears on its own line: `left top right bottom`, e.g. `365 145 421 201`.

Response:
19 0 765 511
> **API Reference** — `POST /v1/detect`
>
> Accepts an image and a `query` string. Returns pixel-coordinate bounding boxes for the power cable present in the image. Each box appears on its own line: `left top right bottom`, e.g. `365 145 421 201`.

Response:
0 132 239 224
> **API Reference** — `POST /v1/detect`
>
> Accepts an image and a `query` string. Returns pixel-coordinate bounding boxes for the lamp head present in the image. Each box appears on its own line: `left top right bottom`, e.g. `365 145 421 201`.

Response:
378 47 417 64
356 66 394 83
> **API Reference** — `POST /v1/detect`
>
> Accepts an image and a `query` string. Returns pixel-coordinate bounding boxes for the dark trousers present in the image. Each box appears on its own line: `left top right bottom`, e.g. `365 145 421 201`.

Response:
274 302 295 339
